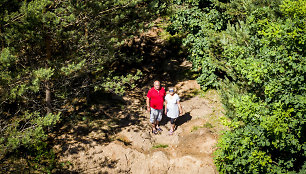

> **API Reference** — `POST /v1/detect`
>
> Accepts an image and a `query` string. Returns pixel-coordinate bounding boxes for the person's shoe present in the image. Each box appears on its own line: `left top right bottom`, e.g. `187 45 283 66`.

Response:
152 130 158 135
169 130 174 135
156 127 163 132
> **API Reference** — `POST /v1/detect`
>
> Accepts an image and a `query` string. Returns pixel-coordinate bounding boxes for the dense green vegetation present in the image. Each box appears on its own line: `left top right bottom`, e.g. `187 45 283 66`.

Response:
167 0 305 173
0 0 170 172
0 0 305 173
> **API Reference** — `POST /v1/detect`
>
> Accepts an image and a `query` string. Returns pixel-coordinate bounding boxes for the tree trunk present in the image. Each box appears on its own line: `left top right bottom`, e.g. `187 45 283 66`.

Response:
45 82 52 114
45 36 52 114
84 20 91 104
0 24 3 50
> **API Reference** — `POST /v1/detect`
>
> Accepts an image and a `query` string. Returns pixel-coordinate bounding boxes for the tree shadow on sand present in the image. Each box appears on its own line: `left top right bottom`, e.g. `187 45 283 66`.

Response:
52 10 198 174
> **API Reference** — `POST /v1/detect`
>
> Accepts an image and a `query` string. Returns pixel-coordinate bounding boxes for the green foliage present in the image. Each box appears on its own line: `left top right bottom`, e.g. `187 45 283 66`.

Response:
0 0 161 171
0 112 60 158
60 59 86 76
95 69 143 95
168 0 306 173
167 2 229 90
1 0 304 172
0 48 15 91
0 47 16 67
191 122 214 132
152 144 169 149
280 0 306 19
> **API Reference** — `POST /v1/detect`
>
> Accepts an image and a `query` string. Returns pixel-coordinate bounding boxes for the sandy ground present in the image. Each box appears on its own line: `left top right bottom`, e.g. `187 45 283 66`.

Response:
53 71 226 173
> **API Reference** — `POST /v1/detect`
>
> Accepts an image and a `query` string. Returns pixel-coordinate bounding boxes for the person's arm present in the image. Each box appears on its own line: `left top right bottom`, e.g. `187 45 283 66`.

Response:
177 101 183 115
164 100 167 115
177 100 183 115
146 97 150 112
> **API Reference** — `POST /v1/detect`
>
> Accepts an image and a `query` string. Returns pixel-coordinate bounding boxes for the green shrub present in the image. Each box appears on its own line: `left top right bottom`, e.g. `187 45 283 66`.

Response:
0 112 60 158
168 0 306 173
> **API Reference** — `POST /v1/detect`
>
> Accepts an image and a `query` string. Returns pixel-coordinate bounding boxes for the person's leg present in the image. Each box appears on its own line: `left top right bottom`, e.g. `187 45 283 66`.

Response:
171 123 175 132
156 121 163 131
156 109 163 131
150 108 157 133
155 121 159 128
170 118 176 132
152 122 157 131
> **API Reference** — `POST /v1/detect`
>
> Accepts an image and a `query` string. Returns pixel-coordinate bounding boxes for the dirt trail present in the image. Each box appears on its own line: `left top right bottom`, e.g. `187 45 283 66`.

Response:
53 60 226 174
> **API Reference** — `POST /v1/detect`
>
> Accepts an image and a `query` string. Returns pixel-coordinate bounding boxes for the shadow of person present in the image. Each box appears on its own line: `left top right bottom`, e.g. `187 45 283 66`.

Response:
176 112 192 128
159 112 192 128
159 113 169 126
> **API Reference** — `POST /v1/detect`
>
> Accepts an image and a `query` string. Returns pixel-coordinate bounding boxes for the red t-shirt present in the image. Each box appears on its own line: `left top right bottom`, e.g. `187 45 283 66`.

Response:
147 87 165 110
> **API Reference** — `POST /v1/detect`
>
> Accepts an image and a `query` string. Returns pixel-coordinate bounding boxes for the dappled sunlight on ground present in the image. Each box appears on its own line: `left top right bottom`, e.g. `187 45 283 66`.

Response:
52 26 226 174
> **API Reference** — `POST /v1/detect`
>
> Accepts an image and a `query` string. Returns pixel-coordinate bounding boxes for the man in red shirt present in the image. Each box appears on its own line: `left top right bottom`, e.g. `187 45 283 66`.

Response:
146 80 166 134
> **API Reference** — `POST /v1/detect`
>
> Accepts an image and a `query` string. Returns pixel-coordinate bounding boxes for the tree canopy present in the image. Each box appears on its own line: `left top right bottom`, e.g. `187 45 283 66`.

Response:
0 0 170 170
167 0 305 173
0 0 305 173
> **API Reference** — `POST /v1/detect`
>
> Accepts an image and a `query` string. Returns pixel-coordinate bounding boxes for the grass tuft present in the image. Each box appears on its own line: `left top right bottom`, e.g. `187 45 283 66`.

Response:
191 122 214 132
152 144 168 149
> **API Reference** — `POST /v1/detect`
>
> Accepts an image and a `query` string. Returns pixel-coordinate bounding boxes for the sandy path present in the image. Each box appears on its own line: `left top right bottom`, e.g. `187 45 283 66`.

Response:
53 76 226 173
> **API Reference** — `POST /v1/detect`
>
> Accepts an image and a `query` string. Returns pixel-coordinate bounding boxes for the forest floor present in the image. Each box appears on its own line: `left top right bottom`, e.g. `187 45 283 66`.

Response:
52 61 227 174
52 26 227 174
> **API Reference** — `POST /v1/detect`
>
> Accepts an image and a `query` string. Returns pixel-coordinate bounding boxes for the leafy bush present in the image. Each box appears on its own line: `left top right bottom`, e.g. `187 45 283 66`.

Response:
0 0 161 171
0 112 60 159
168 0 306 173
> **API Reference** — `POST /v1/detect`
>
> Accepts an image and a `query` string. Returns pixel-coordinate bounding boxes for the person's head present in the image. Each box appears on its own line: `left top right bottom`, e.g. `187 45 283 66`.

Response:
154 81 161 90
168 87 175 96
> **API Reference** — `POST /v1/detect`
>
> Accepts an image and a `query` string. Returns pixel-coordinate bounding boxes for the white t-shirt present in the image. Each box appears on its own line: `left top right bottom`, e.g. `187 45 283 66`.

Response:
165 94 180 118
